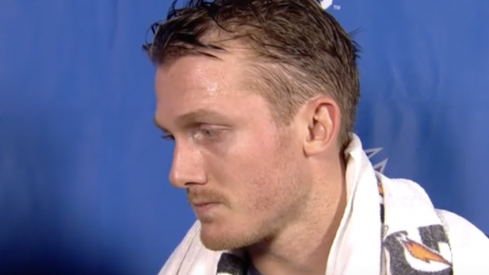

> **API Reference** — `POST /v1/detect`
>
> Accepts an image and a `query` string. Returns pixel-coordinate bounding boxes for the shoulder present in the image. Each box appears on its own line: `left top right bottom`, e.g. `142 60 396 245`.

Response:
436 209 489 272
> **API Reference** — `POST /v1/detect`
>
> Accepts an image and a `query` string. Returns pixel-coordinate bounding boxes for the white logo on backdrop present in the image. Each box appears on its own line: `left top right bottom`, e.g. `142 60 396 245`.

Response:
319 0 333 9
320 0 342 11
365 148 389 174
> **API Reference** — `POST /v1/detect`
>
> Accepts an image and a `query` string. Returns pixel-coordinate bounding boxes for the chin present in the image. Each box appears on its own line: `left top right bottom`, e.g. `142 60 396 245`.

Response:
199 223 263 252
199 223 235 251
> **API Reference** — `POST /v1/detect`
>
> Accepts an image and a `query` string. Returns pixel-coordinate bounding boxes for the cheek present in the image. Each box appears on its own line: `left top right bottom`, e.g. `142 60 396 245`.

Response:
204 128 276 180
224 144 293 212
205 132 280 189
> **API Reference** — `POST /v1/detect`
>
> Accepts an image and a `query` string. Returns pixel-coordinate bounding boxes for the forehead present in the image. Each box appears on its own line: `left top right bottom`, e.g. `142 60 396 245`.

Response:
156 54 236 98
153 53 270 125
155 53 243 110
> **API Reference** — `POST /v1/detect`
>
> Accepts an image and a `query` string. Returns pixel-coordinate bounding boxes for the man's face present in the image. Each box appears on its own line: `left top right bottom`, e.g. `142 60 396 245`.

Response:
154 52 312 251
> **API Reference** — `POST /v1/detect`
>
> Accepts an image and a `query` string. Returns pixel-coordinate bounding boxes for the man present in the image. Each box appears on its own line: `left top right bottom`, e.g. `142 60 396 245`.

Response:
143 0 489 274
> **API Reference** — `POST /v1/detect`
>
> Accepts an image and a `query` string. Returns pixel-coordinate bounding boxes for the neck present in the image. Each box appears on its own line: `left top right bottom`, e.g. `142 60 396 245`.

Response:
246 156 347 275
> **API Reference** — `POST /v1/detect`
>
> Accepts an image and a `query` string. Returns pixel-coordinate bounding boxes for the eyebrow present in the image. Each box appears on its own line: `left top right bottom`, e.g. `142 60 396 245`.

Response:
153 109 228 132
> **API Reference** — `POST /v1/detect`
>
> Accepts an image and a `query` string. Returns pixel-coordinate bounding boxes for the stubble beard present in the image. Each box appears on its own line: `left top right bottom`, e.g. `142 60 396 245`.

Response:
199 167 308 252
199 204 302 252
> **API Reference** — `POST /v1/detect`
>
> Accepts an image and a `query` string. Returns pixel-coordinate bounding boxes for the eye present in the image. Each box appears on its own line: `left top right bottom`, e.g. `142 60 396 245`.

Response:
196 127 224 140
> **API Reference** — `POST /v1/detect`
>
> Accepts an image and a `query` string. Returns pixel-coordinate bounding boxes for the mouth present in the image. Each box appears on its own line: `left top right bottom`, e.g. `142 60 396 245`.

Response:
191 202 220 216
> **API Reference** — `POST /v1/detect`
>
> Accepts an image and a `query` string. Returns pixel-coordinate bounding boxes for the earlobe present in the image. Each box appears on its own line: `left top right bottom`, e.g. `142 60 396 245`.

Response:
303 99 339 156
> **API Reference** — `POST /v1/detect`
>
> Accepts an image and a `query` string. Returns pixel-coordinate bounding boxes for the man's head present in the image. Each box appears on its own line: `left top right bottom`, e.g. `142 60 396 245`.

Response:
145 0 360 251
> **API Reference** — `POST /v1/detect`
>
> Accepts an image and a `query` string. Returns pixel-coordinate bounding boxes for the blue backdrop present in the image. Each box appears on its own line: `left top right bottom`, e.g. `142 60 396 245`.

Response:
1 0 488 274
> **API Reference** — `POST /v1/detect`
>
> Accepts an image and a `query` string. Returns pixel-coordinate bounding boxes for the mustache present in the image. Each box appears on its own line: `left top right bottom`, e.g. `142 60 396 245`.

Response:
186 189 227 204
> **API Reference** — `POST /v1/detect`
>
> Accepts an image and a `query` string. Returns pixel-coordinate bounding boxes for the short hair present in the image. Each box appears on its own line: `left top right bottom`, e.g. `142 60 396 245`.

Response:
143 0 360 148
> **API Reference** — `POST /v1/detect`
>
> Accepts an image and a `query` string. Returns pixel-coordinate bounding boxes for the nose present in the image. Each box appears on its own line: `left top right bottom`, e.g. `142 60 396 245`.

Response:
168 141 206 188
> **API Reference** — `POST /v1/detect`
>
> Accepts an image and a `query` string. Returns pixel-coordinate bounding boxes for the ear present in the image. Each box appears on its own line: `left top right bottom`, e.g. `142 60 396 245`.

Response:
302 96 341 156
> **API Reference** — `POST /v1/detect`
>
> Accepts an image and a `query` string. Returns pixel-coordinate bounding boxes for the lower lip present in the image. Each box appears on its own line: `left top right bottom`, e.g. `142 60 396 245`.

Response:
193 203 219 216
